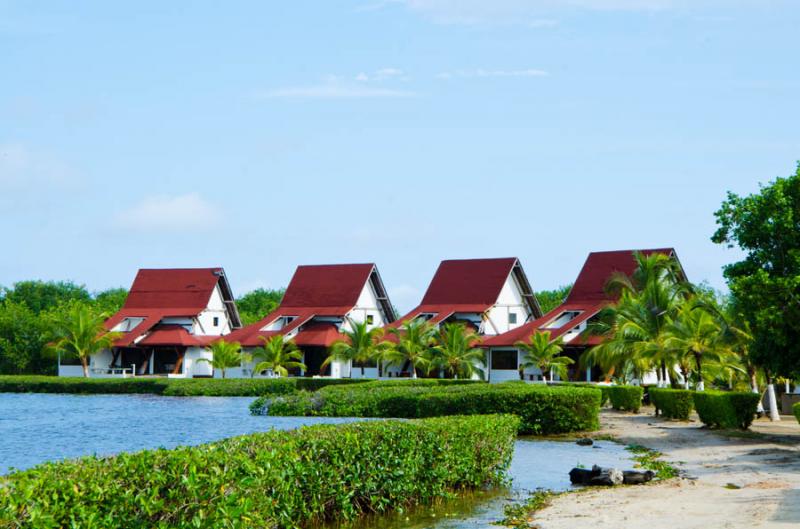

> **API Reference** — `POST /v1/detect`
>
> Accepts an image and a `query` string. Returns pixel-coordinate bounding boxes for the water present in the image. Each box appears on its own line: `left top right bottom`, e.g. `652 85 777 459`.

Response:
0 393 635 528
0 393 357 474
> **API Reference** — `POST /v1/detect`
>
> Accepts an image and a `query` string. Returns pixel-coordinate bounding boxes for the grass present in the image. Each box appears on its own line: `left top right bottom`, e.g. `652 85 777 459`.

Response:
626 444 679 479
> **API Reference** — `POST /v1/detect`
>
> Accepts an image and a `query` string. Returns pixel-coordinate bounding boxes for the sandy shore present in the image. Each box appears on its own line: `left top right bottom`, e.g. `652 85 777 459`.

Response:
536 409 800 529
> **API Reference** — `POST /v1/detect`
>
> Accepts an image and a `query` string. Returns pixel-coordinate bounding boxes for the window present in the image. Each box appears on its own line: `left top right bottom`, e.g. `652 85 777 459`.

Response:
213 317 219 327
508 312 517 324
366 314 374 325
491 350 518 370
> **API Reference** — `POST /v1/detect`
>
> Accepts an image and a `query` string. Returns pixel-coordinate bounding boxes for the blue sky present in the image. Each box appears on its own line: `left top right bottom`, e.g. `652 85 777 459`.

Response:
1 0 799 312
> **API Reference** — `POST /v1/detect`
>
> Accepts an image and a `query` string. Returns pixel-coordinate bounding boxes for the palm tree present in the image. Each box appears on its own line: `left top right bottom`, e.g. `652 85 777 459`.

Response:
516 330 573 382
51 303 121 378
198 339 243 378
385 319 437 378
429 323 485 379
584 251 688 386
663 302 735 391
324 320 388 377
250 335 306 377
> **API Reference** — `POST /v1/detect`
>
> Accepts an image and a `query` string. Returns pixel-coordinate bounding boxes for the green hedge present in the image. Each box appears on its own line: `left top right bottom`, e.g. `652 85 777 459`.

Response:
255 382 602 435
0 375 366 396
793 402 800 425
650 388 694 420
606 386 643 413
0 415 518 528
693 391 760 430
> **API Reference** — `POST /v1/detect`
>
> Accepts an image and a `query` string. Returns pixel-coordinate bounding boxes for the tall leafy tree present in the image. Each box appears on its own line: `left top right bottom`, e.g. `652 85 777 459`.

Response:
236 288 285 325
250 335 306 377
516 330 573 382
712 164 800 420
0 300 56 374
428 323 485 379
1 280 91 314
535 285 573 314
325 320 388 377
50 303 120 378
199 339 244 378
385 319 437 378
93 288 128 315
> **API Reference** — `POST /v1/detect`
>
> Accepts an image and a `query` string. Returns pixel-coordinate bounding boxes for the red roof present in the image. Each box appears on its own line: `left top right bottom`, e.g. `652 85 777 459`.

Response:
293 322 343 347
566 249 675 303
137 325 217 347
122 268 224 311
421 258 518 306
280 264 375 308
481 301 605 347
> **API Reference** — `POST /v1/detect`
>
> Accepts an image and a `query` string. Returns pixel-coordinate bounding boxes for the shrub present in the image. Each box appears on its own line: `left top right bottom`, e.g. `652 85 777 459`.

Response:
793 402 800 425
650 388 694 420
257 382 602 435
0 375 365 396
0 415 519 528
606 385 644 413
693 390 760 429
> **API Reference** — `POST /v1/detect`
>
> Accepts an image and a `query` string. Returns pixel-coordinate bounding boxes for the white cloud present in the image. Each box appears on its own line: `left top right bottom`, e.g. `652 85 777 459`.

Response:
0 142 75 190
114 193 221 232
257 70 415 100
437 68 549 79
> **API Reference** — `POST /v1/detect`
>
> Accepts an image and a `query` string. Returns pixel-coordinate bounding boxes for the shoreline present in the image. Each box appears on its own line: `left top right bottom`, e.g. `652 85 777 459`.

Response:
534 409 800 529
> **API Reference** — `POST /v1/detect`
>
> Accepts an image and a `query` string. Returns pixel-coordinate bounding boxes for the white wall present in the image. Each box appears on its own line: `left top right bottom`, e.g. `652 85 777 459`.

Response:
58 365 84 377
484 274 532 336
186 347 213 377
344 279 387 331
196 285 233 336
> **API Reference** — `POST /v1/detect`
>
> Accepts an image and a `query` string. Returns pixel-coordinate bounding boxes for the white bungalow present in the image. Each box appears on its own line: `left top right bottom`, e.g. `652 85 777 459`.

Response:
58 268 241 378
482 248 685 383
383 257 542 377
225 263 396 379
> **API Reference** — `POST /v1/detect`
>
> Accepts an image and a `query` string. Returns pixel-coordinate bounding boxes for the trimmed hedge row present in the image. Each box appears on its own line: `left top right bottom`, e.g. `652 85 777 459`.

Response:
255 382 602 435
793 402 800 425
650 388 694 420
606 386 643 413
693 390 760 430
0 415 519 528
0 375 366 396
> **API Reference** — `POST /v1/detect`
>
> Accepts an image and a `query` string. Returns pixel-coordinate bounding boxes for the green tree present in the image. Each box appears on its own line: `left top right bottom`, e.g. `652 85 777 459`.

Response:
325 320 388 377
516 330 573 382
428 323 485 379
535 285 572 314
385 319 437 378
1 280 90 314
92 288 128 315
712 163 800 420
236 288 285 325
0 300 56 374
250 335 306 377
199 339 243 378
50 303 120 378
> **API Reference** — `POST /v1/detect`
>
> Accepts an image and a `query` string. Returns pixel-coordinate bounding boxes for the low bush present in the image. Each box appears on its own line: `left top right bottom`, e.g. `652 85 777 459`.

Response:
606 385 644 413
0 415 518 528
256 382 602 435
693 390 760 430
0 375 365 397
793 402 800 425
650 388 694 420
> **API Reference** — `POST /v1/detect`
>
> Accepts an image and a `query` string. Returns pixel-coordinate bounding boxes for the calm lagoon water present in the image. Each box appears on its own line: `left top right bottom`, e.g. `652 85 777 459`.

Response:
0 393 635 528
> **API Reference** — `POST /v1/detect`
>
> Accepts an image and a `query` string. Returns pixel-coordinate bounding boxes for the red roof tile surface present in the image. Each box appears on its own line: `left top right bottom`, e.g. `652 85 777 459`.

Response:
137 325 217 347
420 258 518 306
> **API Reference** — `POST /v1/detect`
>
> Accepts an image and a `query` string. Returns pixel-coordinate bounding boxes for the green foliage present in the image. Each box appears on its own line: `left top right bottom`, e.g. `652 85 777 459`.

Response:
793 402 800 424
626 445 679 479
258 381 602 435
385 318 438 378
92 288 128 314
605 385 643 413
516 330 572 382
499 489 557 528
649 388 694 420
712 164 800 380
325 319 389 375
534 285 572 314
236 288 285 325
429 323 486 379
250 336 306 377
0 375 367 396
0 415 518 529
198 339 243 378
692 390 760 429
51 303 121 377
0 280 91 314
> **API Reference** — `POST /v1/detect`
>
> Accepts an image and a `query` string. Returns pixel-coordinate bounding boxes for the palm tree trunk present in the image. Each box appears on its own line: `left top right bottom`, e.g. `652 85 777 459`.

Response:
694 353 704 391
81 357 89 378
661 361 668 388
765 372 780 421
221 369 226 379
411 361 418 379
748 368 765 414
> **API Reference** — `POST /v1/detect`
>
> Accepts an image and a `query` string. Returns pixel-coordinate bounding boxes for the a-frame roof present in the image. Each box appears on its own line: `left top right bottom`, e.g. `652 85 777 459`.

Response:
483 248 682 348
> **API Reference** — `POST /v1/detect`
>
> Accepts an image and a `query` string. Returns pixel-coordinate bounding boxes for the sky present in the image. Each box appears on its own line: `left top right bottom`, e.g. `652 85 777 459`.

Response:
1 0 799 313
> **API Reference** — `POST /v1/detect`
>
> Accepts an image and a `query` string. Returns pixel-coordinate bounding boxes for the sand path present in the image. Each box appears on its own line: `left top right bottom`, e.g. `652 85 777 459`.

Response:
536 410 800 529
